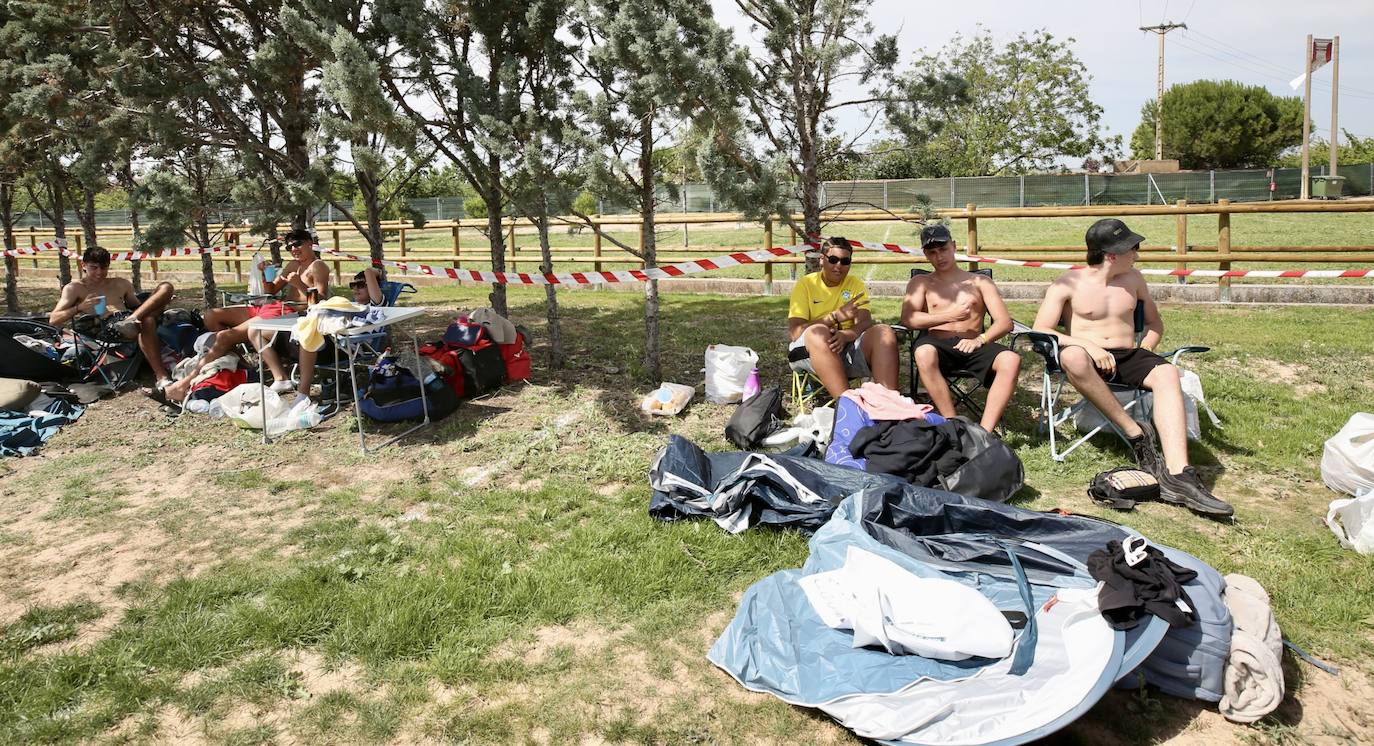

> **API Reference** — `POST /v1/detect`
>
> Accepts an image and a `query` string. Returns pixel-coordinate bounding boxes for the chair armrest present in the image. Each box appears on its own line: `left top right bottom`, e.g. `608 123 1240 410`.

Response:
1164 345 1210 364
1014 330 1061 364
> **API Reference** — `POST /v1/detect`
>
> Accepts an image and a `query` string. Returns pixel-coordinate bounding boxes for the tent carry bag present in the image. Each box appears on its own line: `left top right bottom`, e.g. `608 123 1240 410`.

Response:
725 386 786 450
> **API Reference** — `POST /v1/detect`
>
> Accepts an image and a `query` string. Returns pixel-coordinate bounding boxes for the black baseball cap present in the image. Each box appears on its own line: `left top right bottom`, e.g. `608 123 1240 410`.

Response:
1085 218 1145 255
920 224 953 249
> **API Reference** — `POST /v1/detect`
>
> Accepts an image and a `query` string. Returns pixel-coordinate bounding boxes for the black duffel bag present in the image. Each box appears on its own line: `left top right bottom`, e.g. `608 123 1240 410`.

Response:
725 386 786 450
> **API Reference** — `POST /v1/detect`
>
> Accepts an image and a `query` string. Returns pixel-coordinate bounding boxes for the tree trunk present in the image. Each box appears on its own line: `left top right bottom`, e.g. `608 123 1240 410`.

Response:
122 167 142 292
50 176 70 287
639 121 661 383
799 127 822 274
356 157 385 276
80 186 98 250
196 214 216 308
1 181 17 313
484 170 507 317
536 202 562 370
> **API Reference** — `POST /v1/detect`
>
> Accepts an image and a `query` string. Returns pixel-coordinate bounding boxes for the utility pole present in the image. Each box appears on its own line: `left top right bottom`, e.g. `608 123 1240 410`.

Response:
1141 22 1188 160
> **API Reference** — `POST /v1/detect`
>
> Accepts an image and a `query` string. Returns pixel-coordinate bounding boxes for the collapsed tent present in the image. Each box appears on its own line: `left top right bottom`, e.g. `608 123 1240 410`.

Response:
649 435 904 533
697 480 1236 741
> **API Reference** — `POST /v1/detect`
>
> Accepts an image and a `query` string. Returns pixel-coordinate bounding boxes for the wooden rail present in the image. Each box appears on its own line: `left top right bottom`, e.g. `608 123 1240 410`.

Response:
9 199 1374 296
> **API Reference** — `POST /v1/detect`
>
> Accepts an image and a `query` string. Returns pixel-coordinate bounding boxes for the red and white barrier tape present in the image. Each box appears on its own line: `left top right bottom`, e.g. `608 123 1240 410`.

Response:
1 239 68 258
321 243 814 285
3 241 253 260
832 237 1374 279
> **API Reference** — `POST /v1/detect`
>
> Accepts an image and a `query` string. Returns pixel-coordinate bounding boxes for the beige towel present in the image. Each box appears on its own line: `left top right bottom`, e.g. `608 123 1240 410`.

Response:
471 307 517 344
1219 573 1285 723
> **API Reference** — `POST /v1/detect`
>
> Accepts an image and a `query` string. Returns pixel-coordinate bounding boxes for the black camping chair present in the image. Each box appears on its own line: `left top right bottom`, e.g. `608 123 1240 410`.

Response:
0 318 84 383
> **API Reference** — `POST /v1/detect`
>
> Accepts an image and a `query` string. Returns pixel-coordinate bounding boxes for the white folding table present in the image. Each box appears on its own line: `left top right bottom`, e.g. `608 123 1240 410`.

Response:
248 306 430 453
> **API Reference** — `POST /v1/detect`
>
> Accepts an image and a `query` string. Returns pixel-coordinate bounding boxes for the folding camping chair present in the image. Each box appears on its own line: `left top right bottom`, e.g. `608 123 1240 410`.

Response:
1017 301 1208 462
3 316 145 390
890 267 997 418
288 279 420 408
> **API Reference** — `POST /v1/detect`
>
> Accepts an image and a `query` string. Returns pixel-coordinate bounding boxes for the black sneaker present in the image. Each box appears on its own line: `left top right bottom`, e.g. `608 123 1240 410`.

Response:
1127 420 1161 474
1158 466 1234 517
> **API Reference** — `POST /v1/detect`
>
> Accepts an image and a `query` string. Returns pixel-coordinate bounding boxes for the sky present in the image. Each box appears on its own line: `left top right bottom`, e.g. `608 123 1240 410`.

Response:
709 0 1374 159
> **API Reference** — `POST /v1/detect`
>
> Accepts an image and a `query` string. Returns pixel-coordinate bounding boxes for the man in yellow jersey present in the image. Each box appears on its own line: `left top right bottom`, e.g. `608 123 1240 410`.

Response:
786 236 899 398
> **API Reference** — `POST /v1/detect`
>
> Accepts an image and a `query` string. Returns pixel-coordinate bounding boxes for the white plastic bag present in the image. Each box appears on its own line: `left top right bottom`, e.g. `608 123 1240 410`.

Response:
1321 413 1374 497
704 344 758 404
1326 490 1374 555
1073 368 1217 441
641 382 694 416
247 251 266 296
218 383 291 430
763 405 836 449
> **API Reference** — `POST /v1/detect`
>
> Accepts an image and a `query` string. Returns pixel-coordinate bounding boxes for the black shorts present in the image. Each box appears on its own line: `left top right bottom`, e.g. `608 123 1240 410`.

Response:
912 334 1011 386
1101 348 1169 389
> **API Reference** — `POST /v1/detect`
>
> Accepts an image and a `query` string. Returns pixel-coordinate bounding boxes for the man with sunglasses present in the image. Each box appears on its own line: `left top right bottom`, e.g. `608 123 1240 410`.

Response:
899 224 1021 432
157 229 330 405
786 237 899 398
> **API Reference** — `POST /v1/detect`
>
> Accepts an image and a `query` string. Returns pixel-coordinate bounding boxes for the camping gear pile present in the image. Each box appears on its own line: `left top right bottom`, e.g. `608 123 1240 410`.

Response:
650 437 1288 740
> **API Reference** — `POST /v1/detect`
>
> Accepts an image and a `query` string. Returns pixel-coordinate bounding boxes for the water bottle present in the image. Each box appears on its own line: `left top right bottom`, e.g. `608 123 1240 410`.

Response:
186 399 210 414
742 367 762 401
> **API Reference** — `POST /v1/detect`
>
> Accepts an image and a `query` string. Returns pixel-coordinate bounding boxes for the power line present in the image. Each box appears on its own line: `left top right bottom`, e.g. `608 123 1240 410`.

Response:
1181 29 1374 99
1170 35 1374 100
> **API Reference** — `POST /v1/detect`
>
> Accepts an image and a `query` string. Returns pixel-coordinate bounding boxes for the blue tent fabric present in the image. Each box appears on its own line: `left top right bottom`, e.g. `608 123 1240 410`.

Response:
709 491 1137 745
0 398 85 457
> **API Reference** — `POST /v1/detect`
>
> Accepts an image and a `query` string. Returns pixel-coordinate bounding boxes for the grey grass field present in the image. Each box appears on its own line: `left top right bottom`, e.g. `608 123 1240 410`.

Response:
1 281 1373 745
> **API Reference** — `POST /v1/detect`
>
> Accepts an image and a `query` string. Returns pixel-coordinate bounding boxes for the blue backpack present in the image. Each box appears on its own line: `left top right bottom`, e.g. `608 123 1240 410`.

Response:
358 358 459 422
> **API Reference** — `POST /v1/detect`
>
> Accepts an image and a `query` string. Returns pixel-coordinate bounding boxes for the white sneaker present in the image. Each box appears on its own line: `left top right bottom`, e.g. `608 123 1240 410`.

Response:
269 380 295 394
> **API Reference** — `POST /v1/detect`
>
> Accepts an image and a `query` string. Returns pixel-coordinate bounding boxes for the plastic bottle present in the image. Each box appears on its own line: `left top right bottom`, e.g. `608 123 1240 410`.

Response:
742 367 762 401
186 399 210 414
266 400 321 435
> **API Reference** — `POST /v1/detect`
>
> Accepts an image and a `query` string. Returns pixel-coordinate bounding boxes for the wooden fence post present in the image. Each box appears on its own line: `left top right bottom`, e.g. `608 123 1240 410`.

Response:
1174 199 1188 284
451 222 461 269
1217 198 1232 302
763 220 774 296
788 225 798 280
399 226 407 257
593 220 602 273
965 203 979 271
332 229 342 285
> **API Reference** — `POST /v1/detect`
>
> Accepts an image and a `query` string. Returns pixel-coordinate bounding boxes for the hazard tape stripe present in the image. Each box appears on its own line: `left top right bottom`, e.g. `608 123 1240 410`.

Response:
831 236 1374 280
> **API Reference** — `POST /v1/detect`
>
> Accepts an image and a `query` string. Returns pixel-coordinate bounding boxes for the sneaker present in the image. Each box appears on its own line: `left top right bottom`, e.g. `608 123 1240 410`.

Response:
1127 420 1161 474
1157 466 1234 517
269 380 296 394
112 316 141 340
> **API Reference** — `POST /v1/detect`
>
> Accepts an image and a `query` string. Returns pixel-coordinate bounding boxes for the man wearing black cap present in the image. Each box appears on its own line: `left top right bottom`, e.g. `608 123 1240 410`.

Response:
899 224 1021 432
1031 218 1232 517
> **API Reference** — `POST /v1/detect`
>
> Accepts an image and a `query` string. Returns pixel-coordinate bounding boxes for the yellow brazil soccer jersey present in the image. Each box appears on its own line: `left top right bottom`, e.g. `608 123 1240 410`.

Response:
787 272 870 329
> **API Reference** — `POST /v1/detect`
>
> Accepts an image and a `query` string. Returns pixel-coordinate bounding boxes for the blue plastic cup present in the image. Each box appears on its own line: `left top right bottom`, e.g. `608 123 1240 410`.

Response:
93 296 107 316
264 265 279 282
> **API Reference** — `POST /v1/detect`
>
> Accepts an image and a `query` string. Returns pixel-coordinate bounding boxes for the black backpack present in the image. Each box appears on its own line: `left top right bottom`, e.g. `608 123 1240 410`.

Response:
939 418 1025 503
440 321 505 398
725 386 786 450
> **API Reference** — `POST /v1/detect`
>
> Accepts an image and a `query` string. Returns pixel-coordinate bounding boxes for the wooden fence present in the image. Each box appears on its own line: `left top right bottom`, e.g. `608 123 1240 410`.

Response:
9 199 1374 297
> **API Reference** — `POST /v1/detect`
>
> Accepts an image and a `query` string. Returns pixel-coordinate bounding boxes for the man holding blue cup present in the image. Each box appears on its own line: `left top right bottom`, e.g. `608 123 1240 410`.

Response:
48 245 178 387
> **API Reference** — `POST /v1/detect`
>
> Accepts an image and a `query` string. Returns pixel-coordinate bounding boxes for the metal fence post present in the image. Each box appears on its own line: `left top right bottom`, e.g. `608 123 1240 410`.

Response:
1019 175 1025 208
1084 173 1090 206
949 177 955 208
883 181 889 210
435 196 442 220
1209 170 1215 203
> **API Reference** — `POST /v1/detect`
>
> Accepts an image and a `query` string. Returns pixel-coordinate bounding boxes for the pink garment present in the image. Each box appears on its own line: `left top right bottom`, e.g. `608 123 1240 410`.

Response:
842 382 933 421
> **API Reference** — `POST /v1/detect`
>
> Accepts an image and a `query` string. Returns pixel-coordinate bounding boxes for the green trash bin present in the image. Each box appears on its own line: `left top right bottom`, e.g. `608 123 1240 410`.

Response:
1311 175 1347 199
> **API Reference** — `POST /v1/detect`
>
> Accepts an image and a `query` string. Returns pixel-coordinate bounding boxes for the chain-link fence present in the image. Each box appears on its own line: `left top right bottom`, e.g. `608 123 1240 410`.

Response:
14 164 1373 227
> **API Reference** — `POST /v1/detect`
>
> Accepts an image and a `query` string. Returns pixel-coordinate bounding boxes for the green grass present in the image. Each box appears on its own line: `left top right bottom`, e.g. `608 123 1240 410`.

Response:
1 281 1373 743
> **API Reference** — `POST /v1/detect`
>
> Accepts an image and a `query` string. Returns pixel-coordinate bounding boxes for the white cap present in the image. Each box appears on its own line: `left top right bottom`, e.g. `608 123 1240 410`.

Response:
194 331 217 354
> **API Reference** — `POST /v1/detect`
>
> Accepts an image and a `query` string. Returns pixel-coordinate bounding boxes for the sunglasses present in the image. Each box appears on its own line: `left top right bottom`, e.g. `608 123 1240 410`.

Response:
349 280 367 289
824 255 852 266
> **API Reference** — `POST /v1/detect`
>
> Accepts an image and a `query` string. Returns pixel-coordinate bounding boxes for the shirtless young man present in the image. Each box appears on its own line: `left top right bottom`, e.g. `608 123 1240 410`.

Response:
1032 218 1232 517
786 237 899 399
49 246 176 386
161 228 329 402
899 224 1021 432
